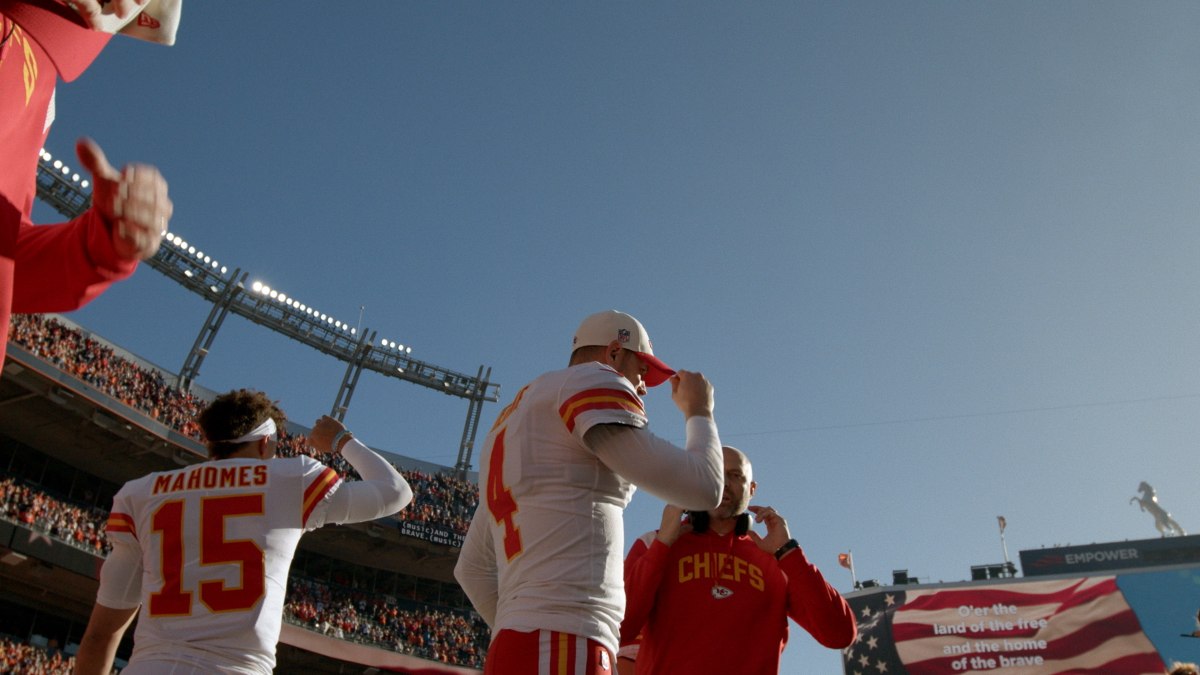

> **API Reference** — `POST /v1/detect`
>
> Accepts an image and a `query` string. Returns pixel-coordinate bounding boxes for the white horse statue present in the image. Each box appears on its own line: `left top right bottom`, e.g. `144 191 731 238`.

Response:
1130 482 1186 538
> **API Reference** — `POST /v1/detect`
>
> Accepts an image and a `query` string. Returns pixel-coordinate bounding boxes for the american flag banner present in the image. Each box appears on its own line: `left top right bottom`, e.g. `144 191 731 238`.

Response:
843 577 1166 675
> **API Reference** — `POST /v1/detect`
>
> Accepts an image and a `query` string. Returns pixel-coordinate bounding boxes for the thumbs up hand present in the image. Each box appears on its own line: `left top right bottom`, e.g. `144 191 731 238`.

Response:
76 137 172 261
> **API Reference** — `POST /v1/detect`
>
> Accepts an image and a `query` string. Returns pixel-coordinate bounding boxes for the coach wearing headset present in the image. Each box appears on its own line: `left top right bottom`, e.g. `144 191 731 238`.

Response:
618 446 856 675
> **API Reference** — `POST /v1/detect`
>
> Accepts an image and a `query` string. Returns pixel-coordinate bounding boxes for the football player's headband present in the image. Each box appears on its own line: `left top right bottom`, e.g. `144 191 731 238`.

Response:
224 418 277 444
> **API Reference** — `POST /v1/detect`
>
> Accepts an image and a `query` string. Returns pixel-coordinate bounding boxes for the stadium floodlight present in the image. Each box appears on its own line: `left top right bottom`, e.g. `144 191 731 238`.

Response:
72 173 80 182
350 328 356 335
406 347 411 353
251 281 262 292
180 240 188 249
261 286 271 295
80 180 89 188
53 160 62 169
61 166 69 175
211 261 218 269
334 321 342 328
184 270 193 277
326 317 333 324
396 367 405 374
188 246 196 254
397 344 404 351
203 255 210 263
269 290 278 299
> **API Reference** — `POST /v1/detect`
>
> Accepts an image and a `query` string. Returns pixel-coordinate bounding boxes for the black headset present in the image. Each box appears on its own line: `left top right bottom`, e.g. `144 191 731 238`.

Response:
688 511 750 536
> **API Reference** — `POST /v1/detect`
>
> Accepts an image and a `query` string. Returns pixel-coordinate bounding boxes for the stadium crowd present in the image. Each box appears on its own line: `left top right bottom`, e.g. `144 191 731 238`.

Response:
0 636 77 675
284 576 487 668
0 476 110 555
393 468 478 535
7 314 480 535
8 314 205 439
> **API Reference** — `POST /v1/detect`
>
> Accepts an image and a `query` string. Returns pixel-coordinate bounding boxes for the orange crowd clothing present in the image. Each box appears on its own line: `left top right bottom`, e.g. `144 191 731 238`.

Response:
0 0 134 365
620 529 857 675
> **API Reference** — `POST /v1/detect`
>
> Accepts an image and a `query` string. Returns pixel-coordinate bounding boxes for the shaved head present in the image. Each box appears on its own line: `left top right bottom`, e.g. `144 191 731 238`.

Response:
723 446 752 484
712 446 755 519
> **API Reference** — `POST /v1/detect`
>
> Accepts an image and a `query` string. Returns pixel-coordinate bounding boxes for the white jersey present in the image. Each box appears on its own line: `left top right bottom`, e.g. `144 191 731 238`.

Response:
102 456 343 675
459 362 649 652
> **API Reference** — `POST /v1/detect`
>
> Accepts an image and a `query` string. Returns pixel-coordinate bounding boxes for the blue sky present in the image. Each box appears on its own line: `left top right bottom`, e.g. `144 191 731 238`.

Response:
34 3 1200 673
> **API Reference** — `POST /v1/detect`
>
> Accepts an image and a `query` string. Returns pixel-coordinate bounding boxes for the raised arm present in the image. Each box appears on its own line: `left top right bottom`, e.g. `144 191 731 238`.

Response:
14 138 169 314
585 420 722 511
307 416 412 525
584 370 722 510
322 438 413 523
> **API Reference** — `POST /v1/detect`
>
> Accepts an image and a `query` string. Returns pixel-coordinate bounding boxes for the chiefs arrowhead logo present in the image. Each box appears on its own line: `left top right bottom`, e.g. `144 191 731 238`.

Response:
137 12 161 28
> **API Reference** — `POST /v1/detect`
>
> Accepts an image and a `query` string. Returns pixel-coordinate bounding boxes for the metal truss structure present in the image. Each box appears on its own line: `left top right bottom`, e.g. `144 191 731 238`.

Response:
33 153 497 473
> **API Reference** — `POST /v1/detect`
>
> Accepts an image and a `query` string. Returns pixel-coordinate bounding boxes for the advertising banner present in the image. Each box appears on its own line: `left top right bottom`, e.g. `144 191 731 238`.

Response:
842 566 1200 675
396 519 465 548
1019 535 1200 576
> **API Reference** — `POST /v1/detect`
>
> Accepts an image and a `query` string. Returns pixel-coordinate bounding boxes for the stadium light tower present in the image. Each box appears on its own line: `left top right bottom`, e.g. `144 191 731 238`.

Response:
331 329 377 422
34 152 501 471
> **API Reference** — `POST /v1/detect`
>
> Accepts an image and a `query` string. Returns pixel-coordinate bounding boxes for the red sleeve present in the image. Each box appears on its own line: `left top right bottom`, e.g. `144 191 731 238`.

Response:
620 534 670 647
778 545 857 649
12 208 138 314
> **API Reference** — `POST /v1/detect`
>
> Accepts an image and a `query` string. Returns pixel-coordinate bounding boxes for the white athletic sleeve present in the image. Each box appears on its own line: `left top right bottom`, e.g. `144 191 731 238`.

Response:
96 484 143 609
309 439 413 528
96 534 143 610
454 510 499 628
584 416 723 511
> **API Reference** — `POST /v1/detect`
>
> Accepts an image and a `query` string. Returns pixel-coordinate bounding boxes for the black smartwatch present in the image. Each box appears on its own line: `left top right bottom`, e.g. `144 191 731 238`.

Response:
774 538 800 560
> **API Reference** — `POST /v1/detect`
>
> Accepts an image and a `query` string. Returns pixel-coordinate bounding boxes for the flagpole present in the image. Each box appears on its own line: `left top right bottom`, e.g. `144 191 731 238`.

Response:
998 517 1010 564
849 549 858 589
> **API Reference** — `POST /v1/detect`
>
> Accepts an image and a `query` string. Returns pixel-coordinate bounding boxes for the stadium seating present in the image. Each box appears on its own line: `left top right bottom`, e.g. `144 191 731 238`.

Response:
285 576 487 668
0 476 111 555
8 314 480 535
0 635 76 675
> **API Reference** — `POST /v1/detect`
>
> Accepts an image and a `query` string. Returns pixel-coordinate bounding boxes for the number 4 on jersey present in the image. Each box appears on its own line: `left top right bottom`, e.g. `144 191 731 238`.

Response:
486 428 523 561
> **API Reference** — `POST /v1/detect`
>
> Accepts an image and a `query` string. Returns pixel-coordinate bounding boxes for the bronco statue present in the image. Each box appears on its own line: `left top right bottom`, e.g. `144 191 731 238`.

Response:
1130 482 1186 537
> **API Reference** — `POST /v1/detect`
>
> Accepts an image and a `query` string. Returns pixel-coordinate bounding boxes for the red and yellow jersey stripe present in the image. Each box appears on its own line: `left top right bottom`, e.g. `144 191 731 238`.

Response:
559 388 645 433
105 512 137 539
302 467 340 527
